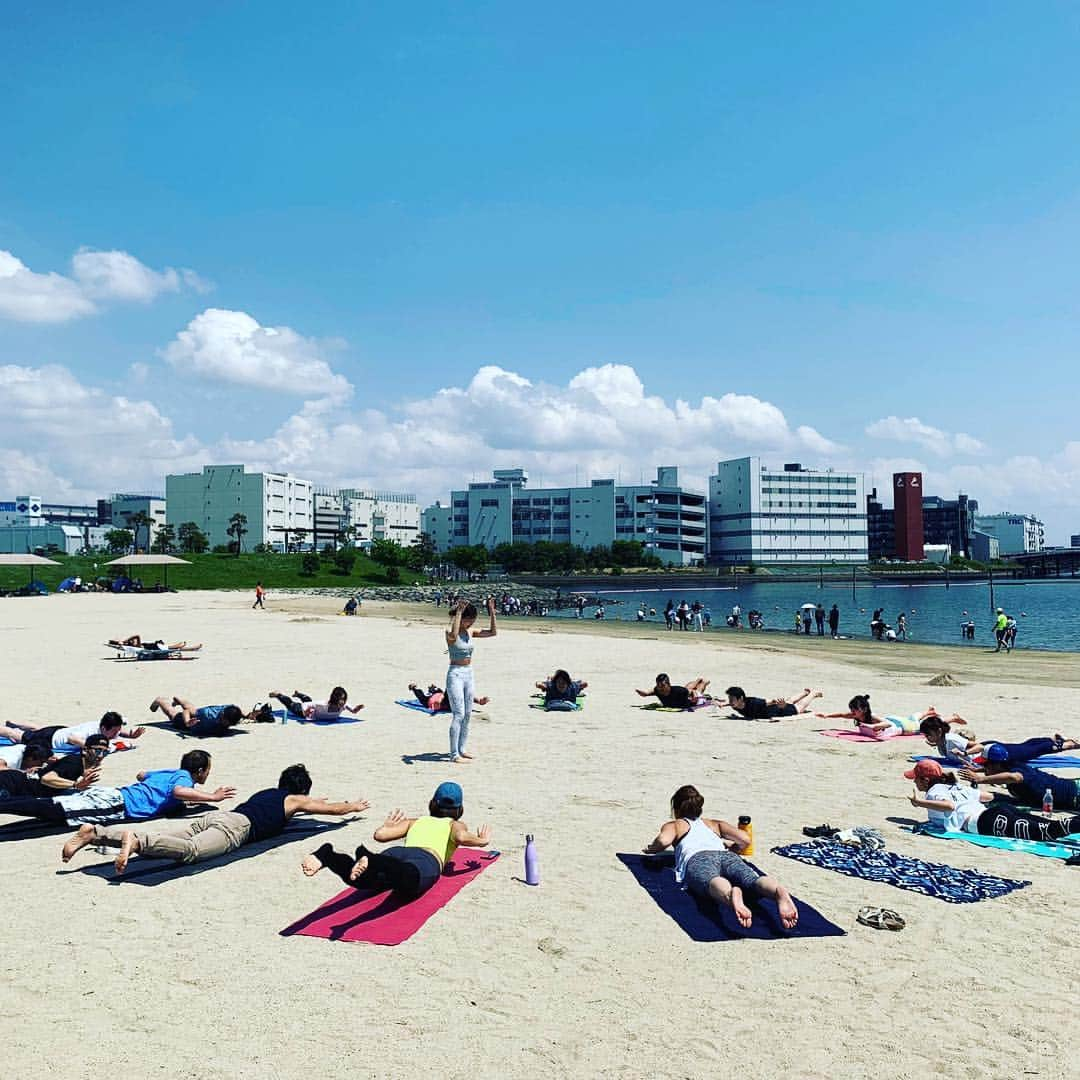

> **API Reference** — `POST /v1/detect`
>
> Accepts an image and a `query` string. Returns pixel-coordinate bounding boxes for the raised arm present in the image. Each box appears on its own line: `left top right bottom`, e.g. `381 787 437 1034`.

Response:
120 726 146 739
446 602 464 646
472 597 498 639
173 784 236 804
643 819 680 854
373 808 414 842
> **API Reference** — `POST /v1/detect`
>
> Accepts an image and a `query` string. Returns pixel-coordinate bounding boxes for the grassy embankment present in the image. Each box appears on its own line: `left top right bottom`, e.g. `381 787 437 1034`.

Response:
0 551 423 593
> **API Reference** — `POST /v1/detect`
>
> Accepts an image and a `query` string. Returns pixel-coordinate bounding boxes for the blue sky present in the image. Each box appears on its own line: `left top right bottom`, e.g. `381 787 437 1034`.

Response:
2 3 1080 538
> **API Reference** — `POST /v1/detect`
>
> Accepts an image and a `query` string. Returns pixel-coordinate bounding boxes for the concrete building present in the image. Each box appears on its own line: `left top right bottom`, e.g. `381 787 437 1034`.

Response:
866 487 895 561
923 493 979 559
974 512 1045 556
971 529 1000 563
1072 534 1080 548
893 472 925 562
165 465 313 549
108 494 167 549
708 458 866 565
0 496 103 552
426 466 707 565
0 523 107 555
338 489 420 547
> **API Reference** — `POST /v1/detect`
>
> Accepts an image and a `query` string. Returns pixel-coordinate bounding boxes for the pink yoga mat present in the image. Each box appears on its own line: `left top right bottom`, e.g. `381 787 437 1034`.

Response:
818 729 923 743
281 849 500 945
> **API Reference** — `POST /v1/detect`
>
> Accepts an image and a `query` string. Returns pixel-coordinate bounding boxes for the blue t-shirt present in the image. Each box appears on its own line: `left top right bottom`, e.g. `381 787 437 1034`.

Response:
1012 765 1080 810
190 705 226 737
121 768 193 820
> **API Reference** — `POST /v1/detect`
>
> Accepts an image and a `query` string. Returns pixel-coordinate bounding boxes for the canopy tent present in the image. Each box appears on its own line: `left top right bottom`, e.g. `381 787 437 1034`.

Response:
105 554 191 590
0 553 61 589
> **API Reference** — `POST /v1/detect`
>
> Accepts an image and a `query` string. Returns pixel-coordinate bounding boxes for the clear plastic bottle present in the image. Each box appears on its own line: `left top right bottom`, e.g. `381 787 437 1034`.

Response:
1042 788 1054 814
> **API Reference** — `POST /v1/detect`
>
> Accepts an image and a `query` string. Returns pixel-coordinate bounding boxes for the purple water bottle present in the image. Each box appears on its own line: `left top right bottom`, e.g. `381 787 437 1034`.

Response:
524 834 539 886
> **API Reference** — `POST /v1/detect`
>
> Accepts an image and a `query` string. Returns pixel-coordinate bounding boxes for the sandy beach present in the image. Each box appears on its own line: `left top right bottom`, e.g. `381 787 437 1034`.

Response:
2 590 1075 1080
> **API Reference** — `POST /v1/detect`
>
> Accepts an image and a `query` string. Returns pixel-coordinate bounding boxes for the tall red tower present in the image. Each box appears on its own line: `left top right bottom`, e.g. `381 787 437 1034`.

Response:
893 472 924 561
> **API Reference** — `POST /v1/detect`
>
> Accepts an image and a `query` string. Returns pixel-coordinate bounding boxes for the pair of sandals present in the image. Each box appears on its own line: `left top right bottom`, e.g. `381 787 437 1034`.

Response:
857 906 905 931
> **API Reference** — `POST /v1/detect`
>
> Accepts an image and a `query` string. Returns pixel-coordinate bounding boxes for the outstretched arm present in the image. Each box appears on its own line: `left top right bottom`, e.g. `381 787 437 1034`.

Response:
373 808 414 842
958 769 1022 787
635 688 656 698
452 820 492 848
173 785 236 804
287 795 370 817
815 711 854 719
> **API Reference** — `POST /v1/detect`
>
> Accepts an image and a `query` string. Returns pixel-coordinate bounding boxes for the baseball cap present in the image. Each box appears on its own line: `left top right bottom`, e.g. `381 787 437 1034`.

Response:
903 759 943 782
985 744 1010 763
433 781 463 810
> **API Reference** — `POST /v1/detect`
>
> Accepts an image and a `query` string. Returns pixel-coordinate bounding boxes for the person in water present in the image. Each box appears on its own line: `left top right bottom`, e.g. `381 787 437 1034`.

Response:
725 686 822 720
636 674 711 709
643 784 798 929
906 760 1080 841
269 687 364 721
300 781 492 901
443 599 497 763
61 764 370 874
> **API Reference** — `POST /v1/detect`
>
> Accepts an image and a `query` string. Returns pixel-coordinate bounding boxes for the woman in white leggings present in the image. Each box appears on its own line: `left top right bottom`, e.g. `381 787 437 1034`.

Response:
444 598 497 762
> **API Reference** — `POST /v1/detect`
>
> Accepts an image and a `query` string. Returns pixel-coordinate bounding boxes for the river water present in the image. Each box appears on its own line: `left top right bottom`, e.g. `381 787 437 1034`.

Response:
548 579 1080 652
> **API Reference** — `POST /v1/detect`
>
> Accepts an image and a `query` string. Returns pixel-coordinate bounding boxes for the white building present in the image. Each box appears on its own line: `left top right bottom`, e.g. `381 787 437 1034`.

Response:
974 512 1045 556
165 465 313 549
421 501 453 553
338 488 420 547
708 457 867 564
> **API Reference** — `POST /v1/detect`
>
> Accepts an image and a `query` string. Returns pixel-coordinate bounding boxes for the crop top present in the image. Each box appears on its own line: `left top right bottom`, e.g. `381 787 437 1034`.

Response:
447 632 474 663
405 816 458 862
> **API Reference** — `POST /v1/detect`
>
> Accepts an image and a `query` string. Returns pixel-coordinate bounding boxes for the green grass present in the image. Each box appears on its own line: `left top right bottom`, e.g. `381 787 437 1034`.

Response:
0 551 424 593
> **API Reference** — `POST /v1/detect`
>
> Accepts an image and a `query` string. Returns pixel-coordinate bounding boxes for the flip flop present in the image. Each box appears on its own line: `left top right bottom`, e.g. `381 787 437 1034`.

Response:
857 906 905 931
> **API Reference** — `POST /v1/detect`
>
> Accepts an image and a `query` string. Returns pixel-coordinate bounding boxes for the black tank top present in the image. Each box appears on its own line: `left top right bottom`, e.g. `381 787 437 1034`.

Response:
233 788 288 842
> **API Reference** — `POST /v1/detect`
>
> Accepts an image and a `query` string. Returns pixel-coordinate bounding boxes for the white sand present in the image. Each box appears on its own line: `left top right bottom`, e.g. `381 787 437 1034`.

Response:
2 591 1075 1080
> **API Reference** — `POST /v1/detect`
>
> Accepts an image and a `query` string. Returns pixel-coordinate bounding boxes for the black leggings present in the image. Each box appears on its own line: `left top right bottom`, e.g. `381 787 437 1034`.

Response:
274 692 311 718
976 805 1080 842
313 843 441 901
0 796 66 823
412 687 450 712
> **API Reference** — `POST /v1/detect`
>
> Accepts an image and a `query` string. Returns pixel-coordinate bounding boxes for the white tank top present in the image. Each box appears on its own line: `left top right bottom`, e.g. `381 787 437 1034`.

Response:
673 817 727 882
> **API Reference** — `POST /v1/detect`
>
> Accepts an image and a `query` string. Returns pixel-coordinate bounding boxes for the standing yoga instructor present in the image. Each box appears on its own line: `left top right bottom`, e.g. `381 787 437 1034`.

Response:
443 598 496 763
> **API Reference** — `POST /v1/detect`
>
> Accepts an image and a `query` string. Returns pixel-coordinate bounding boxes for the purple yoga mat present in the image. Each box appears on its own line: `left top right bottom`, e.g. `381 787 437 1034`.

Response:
281 849 499 945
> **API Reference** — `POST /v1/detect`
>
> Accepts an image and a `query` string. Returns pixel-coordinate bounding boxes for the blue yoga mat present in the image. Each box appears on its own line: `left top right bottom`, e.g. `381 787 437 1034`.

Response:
394 699 438 714
913 825 1080 861
270 709 364 726
911 754 1080 770
617 852 845 941
772 841 1030 903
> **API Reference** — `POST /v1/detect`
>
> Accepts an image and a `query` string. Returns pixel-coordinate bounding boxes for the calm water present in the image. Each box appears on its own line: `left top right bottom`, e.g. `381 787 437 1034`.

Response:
549 580 1080 652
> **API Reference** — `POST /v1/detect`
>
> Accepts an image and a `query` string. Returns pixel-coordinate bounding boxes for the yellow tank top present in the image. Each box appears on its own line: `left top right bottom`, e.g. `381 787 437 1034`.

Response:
405 816 457 863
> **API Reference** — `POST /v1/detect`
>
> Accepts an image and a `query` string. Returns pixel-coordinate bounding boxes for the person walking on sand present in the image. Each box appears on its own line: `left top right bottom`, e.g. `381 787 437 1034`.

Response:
643 784 798 930
253 581 266 610
444 598 497 763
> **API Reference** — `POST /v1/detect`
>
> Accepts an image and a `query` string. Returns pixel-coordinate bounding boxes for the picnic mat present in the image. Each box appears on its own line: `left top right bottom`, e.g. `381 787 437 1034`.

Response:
772 841 1030 903
281 849 500 945
817 729 923 743
616 852 844 941
913 826 1080 861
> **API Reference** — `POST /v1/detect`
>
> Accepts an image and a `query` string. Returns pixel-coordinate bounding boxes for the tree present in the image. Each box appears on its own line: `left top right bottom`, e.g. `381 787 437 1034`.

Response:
300 552 320 576
333 547 357 575
127 511 154 553
370 538 406 569
449 544 488 575
150 523 176 554
105 528 133 554
226 512 248 557
405 532 437 571
177 521 209 554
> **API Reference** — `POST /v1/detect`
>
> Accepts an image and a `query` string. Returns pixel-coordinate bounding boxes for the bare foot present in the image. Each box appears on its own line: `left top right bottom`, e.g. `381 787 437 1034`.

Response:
459 751 475 760
776 889 799 929
114 831 137 875
349 855 369 881
61 823 96 863
729 886 753 928
300 854 323 877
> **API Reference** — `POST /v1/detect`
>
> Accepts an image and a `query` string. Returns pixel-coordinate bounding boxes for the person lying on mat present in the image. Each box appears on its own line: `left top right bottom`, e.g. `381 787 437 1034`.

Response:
918 715 1078 767
0 740 50 774
725 686 821 721
815 694 934 739
0 749 234 829
643 784 798 929
406 682 489 712
536 669 588 706
109 636 202 652
62 763 371 874
0 711 146 752
0 735 107 801
300 780 492 901
149 696 248 736
269 687 364 722
635 674 711 709
906 759 1080 840
958 755 1080 811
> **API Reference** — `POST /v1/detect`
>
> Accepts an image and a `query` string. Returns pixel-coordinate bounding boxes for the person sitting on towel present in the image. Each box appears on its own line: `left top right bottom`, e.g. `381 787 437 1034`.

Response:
0 711 145 752
61 763 370 875
0 750 234 830
635 674 711 709
149 696 247 736
0 734 108 801
907 759 1080 839
536 669 588 707
725 685 821 720
300 781 491 901
406 682 489 712
268 687 364 722
643 784 798 929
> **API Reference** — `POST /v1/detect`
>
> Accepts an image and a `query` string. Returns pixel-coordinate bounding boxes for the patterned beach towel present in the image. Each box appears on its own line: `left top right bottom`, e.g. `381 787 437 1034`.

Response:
771 841 1030 904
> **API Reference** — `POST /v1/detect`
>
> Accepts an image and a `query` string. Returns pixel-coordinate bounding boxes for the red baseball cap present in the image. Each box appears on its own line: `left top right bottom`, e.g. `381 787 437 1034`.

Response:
904 759 944 782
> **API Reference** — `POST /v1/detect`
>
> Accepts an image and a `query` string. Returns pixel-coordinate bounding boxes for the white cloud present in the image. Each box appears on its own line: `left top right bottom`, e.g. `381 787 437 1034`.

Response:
865 415 986 457
161 308 353 400
0 246 206 323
